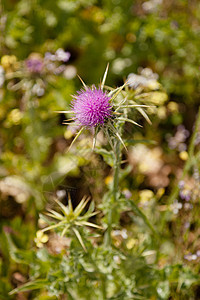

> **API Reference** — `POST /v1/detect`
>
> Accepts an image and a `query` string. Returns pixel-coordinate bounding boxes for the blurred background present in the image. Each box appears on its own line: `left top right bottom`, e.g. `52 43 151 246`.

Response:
0 0 200 299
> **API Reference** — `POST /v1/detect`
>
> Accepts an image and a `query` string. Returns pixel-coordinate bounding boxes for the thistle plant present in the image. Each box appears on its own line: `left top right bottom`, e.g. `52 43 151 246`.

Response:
9 66 177 299
57 64 147 152
2 49 71 102
40 194 101 252
2 1 200 298
56 65 156 246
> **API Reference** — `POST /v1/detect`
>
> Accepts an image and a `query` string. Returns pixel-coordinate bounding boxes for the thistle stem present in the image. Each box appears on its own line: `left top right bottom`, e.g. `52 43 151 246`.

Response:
113 139 121 202
104 138 121 247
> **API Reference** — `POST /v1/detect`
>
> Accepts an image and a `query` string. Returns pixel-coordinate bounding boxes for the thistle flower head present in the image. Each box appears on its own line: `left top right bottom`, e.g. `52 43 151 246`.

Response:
57 64 148 151
71 86 112 127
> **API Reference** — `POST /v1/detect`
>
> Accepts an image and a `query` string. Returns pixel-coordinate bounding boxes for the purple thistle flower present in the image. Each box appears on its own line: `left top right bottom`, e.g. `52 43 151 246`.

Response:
58 65 140 151
71 86 112 127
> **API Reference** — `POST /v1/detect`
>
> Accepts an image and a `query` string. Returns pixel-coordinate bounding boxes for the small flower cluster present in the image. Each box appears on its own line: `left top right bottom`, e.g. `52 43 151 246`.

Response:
184 250 200 262
0 49 76 99
170 200 183 214
195 124 200 145
112 229 128 247
129 144 170 188
170 200 194 215
1 55 19 72
167 125 189 152
25 49 71 75
178 180 191 201
0 66 5 87
128 67 159 90
45 48 71 63
26 56 43 73
178 176 199 203
142 0 162 13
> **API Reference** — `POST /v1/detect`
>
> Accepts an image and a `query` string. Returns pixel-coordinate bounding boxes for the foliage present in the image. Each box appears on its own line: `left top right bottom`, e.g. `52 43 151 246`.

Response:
0 0 200 299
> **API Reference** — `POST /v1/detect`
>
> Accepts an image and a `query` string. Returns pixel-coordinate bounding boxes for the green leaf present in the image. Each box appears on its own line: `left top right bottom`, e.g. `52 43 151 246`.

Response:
156 281 170 300
74 196 90 217
67 126 85 152
41 221 66 233
72 228 87 252
77 74 87 89
5 234 33 264
126 199 159 238
101 63 109 90
117 117 142 127
9 279 49 295
95 148 114 167
108 121 127 151
125 139 157 146
136 107 152 125
109 82 127 102
55 199 69 216
46 209 64 220
68 193 73 214
77 221 103 229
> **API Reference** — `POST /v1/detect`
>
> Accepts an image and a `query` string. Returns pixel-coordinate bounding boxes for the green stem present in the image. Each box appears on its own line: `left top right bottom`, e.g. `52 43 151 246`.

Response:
104 138 121 247
89 252 107 299
113 139 121 202
100 275 107 300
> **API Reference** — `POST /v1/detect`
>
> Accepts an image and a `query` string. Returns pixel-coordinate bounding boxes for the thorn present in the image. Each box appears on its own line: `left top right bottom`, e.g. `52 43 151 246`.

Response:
77 74 87 89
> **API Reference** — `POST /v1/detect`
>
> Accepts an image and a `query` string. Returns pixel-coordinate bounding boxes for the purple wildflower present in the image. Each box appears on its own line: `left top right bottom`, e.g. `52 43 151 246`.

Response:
45 49 71 63
178 180 185 189
184 253 197 261
122 189 132 199
55 48 71 62
26 58 43 73
179 189 191 201
71 86 112 127
45 52 55 61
